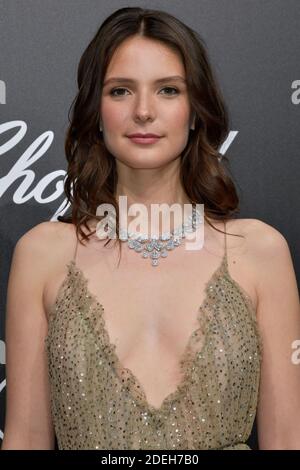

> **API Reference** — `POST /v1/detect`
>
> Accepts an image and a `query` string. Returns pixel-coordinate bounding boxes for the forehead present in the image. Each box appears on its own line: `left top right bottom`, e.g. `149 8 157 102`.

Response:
105 36 185 77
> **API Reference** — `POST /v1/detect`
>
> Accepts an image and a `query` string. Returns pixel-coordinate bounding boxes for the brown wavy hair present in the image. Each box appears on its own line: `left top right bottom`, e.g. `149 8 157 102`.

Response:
58 6 243 262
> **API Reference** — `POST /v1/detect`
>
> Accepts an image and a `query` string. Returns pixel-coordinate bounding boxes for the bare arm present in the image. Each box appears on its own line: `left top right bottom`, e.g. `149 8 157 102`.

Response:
253 221 300 449
1 222 56 450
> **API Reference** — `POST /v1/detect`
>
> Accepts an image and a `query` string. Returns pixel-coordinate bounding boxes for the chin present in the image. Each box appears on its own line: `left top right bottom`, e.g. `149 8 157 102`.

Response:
116 153 170 169
125 160 167 170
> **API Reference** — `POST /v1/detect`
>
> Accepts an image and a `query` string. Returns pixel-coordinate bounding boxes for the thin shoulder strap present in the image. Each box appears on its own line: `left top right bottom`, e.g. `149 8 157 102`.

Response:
223 219 228 268
72 228 79 264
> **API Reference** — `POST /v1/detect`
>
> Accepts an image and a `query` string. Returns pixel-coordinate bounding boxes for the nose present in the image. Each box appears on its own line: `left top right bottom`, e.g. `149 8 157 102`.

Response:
133 90 155 123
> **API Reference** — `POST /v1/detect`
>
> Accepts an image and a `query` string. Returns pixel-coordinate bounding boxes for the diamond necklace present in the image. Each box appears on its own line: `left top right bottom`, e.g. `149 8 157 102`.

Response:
117 204 203 267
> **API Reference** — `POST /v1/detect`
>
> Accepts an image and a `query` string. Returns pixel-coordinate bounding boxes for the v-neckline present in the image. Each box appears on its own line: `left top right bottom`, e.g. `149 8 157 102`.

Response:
47 247 259 417
62 254 231 416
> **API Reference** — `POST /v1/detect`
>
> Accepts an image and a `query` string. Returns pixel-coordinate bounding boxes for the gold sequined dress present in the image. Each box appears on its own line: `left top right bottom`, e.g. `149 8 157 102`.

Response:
45 221 262 450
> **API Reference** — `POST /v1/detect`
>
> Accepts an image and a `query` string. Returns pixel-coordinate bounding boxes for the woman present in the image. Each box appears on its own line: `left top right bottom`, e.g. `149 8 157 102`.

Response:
2 7 300 450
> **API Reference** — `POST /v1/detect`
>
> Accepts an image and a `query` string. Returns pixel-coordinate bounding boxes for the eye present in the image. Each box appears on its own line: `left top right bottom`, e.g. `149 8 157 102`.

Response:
160 87 180 96
109 87 128 97
109 86 180 97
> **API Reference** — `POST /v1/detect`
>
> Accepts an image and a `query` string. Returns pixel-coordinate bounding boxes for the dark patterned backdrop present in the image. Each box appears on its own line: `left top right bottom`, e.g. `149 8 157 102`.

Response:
1 0 299 448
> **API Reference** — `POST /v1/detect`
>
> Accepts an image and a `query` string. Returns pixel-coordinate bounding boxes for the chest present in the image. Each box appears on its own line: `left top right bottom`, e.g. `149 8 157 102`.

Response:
86 248 211 366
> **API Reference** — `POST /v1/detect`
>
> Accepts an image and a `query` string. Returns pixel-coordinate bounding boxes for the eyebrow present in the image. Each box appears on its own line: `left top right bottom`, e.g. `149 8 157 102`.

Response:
103 75 187 86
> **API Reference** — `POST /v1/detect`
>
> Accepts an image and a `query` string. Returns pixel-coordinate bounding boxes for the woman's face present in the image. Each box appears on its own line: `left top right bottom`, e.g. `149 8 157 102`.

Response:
100 35 194 169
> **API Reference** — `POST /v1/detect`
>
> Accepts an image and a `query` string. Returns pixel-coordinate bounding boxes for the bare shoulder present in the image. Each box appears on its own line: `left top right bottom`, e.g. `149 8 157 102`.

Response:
214 217 292 308
18 220 75 250
228 218 294 295
14 220 77 279
224 217 288 247
234 217 289 254
17 220 74 247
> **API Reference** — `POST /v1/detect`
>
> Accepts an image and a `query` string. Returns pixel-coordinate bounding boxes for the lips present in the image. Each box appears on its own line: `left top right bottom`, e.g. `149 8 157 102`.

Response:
127 133 161 138
127 133 162 145
127 135 162 145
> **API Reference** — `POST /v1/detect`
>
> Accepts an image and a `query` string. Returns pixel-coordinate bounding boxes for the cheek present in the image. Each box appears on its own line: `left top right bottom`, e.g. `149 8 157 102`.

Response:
101 102 127 131
165 103 190 129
